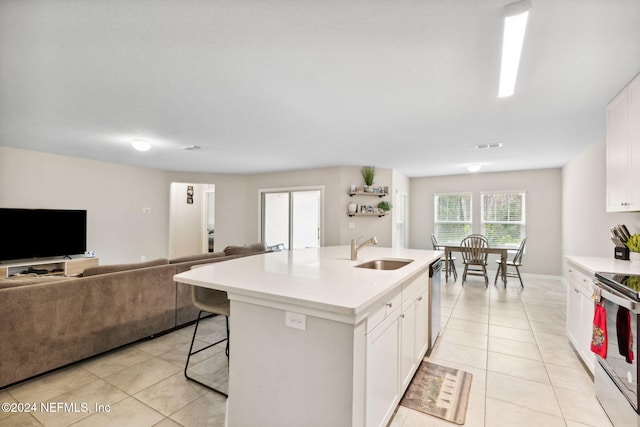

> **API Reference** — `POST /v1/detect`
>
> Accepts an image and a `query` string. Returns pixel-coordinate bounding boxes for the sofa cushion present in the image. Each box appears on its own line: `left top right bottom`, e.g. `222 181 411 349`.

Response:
223 242 267 256
0 275 77 289
170 252 226 264
82 258 169 277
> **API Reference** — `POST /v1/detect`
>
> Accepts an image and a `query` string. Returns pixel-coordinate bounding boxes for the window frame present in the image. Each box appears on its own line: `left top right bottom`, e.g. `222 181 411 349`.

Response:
480 190 526 248
433 192 473 245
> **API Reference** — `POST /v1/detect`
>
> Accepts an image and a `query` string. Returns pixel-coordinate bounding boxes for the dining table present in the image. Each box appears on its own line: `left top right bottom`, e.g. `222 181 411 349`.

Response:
441 243 511 285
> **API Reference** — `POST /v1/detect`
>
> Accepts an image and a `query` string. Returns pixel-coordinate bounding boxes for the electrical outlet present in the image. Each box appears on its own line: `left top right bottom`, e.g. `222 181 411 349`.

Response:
141 256 146 261
143 207 151 214
349 222 355 229
285 311 306 331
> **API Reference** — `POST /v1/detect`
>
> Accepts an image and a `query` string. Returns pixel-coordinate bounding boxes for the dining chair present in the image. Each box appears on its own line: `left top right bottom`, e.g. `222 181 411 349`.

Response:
184 278 230 397
460 234 489 287
431 234 457 281
494 237 527 288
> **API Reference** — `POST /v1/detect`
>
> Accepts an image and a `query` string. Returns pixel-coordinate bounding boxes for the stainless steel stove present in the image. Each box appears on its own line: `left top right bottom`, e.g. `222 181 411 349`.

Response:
594 272 640 426
596 272 640 301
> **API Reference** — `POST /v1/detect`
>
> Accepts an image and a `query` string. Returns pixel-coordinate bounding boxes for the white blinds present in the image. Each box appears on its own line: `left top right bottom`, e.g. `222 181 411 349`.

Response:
481 191 525 247
434 193 472 244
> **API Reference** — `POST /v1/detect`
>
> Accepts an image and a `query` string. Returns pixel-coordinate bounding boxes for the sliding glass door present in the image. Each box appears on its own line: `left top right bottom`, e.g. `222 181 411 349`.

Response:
261 189 322 250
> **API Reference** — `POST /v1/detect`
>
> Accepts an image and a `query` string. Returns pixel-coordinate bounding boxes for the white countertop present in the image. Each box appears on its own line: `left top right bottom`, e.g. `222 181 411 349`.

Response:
174 246 442 321
565 255 640 275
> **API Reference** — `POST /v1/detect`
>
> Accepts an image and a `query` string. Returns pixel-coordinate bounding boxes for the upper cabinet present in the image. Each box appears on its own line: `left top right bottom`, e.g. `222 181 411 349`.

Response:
606 73 640 212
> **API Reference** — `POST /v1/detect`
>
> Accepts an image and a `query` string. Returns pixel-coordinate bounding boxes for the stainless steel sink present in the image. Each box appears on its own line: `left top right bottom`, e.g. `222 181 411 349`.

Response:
355 258 414 270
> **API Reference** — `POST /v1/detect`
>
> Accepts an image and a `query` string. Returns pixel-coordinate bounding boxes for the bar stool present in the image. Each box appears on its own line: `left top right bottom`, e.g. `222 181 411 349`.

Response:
184 284 230 397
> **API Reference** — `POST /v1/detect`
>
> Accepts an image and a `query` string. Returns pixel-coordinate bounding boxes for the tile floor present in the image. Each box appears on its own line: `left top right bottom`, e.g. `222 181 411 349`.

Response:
0 275 614 427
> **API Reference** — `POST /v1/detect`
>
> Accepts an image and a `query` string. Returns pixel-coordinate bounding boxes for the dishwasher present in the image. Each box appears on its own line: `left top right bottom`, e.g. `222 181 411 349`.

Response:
428 258 442 352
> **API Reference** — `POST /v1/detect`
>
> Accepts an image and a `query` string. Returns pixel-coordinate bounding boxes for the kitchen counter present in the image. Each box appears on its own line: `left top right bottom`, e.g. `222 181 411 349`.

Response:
565 255 640 275
175 245 442 324
174 246 442 427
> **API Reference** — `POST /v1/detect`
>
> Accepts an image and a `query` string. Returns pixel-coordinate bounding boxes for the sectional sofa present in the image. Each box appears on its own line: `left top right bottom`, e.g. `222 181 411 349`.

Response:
0 243 268 388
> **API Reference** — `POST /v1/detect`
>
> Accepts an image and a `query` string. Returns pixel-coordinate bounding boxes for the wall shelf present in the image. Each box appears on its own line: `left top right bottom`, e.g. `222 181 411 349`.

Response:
348 186 390 218
348 212 387 217
349 191 388 198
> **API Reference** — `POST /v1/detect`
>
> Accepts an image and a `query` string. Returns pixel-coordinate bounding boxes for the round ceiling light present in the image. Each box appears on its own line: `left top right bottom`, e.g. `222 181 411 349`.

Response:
131 139 151 152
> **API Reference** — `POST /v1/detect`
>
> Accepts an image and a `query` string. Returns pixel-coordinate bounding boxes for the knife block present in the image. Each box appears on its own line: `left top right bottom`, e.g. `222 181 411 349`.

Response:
615 246 630 260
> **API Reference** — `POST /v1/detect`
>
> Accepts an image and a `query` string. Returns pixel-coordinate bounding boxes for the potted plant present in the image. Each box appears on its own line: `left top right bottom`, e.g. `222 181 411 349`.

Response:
361 166 375 191
626 234 640 262
378 201 392 213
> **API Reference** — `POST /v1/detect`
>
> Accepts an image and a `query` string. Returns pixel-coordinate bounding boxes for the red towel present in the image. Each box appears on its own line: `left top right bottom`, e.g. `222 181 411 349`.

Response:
591 302 607 358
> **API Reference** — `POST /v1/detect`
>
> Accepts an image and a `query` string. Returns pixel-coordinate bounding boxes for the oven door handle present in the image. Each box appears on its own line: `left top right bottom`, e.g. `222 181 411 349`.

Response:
595 282 640 312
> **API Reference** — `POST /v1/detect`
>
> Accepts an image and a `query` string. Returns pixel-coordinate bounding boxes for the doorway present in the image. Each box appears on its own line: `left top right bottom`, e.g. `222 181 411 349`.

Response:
260 188 322 250
169 182 215 259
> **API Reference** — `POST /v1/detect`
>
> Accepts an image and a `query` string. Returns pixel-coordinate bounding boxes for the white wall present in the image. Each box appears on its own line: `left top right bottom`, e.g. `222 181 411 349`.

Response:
410 168 563 276
11 142 622 275
562 140 640 262
0 146 169 264
244 166 397 248
0 147 252 265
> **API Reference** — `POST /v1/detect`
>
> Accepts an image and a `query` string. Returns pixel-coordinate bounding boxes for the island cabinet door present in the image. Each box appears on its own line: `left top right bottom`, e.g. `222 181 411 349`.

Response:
366 306 401 427
400 296 418 391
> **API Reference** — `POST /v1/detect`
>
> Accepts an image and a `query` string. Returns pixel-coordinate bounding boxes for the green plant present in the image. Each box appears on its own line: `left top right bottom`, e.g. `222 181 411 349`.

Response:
378 201 392 212
627 234 640 252
361 166 375 186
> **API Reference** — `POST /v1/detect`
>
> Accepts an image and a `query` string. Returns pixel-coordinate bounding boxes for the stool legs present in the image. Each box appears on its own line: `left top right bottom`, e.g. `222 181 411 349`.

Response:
184 311 229 397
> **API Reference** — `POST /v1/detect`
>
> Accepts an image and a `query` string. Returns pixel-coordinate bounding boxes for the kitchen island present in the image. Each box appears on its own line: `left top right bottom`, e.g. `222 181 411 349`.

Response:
174 246 442 427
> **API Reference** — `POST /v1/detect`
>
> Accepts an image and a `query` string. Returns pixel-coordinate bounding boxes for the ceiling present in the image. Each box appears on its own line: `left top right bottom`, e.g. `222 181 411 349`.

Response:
1 0 639 178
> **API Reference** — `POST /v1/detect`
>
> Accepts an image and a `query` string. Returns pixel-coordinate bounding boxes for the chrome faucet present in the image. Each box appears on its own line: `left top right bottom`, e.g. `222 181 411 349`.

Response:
351 236 378 260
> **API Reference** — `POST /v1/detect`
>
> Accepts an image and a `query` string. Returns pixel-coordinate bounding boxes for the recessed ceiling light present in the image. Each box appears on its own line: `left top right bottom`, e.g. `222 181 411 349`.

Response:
131 139 151 152
467 164 482 172
498 0 532 98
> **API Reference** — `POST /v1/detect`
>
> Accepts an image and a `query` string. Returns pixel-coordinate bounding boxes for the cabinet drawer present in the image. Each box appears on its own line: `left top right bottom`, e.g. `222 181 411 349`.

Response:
567 264 592 290
367 288 401 334
402 269 428 302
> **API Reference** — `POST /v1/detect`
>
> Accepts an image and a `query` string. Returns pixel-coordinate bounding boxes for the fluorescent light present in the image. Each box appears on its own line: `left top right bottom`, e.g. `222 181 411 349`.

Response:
131 139 151 152
499 0 532 98
475 143 503 150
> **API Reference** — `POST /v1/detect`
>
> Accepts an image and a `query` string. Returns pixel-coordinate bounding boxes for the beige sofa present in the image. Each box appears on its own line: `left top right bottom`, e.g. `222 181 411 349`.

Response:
0 243 268 388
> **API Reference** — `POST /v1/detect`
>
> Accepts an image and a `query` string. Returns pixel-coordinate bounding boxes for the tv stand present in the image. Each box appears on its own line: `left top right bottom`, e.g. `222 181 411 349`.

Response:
0 257 99 278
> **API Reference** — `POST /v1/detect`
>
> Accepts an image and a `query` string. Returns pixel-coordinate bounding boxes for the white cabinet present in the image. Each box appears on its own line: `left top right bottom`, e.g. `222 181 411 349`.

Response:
366 269 429 427
606 72 640 212
400 283 428 391
400 292 418 390
0 257 99 278
566 262 595 373
366 303 401 427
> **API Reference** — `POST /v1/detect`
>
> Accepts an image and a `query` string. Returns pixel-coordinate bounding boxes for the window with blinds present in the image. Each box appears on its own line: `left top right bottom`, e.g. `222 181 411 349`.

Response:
434 193 472 244
481 191 525 247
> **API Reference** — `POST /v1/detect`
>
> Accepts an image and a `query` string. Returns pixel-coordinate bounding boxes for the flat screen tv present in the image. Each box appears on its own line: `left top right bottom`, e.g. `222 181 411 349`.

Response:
0 208 87 262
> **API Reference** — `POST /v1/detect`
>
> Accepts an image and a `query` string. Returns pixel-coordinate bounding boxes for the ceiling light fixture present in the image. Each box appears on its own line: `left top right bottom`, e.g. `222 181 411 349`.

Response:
179 145 201 151
467 163 482 173
498 0 532 98
475 143 503 150
131 139 151 152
